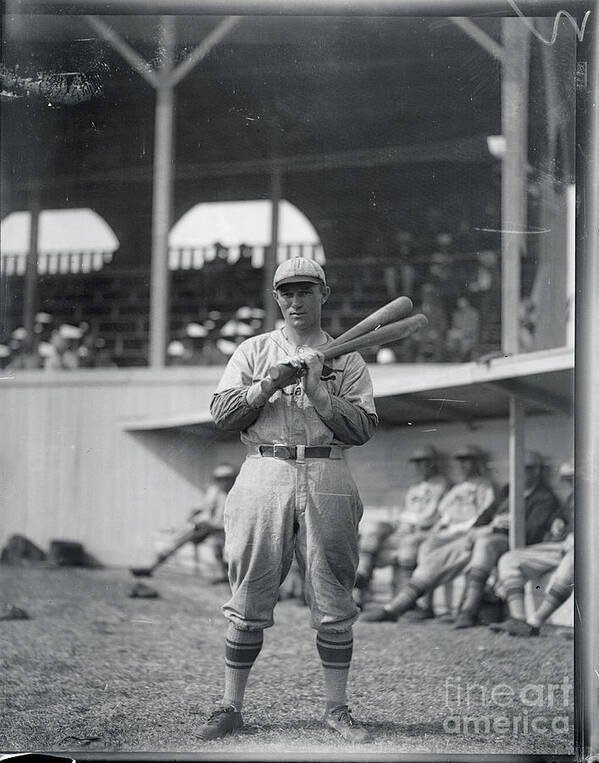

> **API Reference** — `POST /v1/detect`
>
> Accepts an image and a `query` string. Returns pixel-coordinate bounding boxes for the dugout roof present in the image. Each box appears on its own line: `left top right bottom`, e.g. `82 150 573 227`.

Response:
120 346 574 434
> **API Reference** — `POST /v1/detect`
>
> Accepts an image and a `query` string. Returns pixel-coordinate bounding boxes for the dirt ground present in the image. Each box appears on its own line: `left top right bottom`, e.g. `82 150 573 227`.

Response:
1 565 574 760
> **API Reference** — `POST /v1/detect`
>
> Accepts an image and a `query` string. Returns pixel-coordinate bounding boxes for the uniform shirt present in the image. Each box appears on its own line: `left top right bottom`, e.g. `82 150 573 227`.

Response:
435 477 495 533
481 480 561 545
191 484 228 530
399 474 450 529
210 329 378 448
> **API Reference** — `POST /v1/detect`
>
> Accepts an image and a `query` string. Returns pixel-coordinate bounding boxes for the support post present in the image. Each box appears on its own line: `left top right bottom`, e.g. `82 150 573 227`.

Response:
508 395 526 550
264 168 282 332
23 189 40 356
501 18 530 356
149 16 176 368
576 6 599 758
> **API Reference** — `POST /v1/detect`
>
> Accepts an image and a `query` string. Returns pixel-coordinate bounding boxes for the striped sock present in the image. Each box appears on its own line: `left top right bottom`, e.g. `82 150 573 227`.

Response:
222 624 263 711
388 580 425 615
545 581 572 609
460 565 491 613
316 629 353 710
502 578 526 621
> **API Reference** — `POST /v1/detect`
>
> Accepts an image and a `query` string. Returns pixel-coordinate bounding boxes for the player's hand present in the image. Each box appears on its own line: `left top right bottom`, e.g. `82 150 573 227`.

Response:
297 348 324 393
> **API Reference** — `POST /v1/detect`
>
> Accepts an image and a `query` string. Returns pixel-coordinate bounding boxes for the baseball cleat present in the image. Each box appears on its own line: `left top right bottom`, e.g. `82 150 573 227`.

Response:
403 606 436 622
489 617 525 634
196 705 243 740
324 705 370 743
360 606 398 623
454 610 478 629
506 620 541 638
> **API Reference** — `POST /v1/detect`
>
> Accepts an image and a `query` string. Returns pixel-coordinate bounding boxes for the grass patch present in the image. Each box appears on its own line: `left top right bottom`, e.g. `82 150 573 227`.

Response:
1 566 574 758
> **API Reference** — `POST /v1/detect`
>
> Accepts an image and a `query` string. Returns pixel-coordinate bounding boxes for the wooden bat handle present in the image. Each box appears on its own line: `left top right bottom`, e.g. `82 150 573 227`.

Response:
268 361 303 386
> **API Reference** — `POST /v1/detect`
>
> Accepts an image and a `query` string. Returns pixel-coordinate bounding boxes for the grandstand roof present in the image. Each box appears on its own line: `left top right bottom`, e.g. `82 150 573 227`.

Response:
2 14 504 213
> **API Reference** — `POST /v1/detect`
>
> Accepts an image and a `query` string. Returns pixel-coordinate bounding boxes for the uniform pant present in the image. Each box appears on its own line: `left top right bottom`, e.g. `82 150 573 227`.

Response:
223 454 363 633
411 528 509 591
498 539 573 592
360 523 429 568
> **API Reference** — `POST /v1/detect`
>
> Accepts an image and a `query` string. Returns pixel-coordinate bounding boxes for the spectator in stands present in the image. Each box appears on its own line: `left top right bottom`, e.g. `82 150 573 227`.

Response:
413 283 449 362
167 339 189 366
384 230 416 300
446 296 480 362
428 233 461 318
362 444 495 622
468 249 501 353
44 324 81 370
92 337 117 368
6 328 35 369
519 297 538 352
490 461 574 637
0 343 10 369
353 445 450 608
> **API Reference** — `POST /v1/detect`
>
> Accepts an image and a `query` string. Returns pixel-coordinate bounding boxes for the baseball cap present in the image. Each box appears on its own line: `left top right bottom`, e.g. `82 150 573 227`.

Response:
213 463 237 479
59 324 83 340
525 450 544 467
273 257 326 289
454 444 485 460
559 461 574 478
409 445 438 462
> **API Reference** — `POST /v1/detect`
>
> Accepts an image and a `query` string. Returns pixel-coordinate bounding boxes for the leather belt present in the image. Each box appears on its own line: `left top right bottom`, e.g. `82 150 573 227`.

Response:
258 445 333 460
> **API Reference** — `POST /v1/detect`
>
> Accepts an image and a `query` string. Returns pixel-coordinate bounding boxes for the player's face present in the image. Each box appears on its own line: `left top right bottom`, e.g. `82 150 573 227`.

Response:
456 457 477 478
274 282 329 333
525 464 541 489
413 459 435 480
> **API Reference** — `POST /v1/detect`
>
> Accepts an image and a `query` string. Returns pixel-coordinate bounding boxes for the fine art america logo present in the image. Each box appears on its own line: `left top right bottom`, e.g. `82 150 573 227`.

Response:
442 676 571 736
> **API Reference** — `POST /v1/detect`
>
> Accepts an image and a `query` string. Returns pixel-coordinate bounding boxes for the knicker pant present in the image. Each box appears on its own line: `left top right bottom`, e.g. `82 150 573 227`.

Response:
222 455 362 633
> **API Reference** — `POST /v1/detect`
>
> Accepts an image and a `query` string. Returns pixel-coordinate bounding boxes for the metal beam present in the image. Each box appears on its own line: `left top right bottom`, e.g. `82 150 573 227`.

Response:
11 0 591 15
8 133 495 195
485 379 572 415
576 4 599 758
23 189 40 354
170 16 241 87
501 18 530 355
86 15 159 89
149 16 176 368
449 17 505 63
264 168 282 332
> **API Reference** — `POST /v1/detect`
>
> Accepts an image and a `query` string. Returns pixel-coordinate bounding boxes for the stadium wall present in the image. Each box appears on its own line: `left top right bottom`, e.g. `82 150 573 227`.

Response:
1 369 573 569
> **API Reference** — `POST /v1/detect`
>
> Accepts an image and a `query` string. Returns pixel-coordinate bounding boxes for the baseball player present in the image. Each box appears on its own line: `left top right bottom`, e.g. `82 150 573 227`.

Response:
354 445 449 608
187 463 238 583
363 449 559 625
131 463 237 579
451 450 560 628
490 461 574 637
197 257 377 743
362 444 495 622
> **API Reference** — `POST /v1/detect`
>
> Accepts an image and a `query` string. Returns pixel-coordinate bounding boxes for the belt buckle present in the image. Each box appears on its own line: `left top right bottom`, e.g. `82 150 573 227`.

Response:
273 444 292 460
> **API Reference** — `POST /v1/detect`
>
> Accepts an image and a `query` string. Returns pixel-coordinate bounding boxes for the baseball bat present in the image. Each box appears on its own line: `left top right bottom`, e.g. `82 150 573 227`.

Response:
268 313 428 386
326 295 413 351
